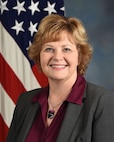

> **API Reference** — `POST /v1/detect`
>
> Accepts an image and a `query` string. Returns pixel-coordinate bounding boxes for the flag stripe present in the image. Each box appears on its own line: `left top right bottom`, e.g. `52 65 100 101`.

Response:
0 115 9 142
0 54 26 104
0 84 15 127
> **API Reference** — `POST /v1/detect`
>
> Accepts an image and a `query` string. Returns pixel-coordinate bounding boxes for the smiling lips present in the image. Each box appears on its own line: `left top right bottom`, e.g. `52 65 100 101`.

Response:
50 64 68 69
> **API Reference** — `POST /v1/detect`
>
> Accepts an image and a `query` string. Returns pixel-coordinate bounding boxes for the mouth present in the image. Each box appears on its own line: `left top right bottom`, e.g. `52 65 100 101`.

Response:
49 64 68 69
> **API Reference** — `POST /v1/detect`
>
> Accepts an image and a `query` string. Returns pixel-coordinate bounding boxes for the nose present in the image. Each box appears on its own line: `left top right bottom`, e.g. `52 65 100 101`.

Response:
52 50 63 61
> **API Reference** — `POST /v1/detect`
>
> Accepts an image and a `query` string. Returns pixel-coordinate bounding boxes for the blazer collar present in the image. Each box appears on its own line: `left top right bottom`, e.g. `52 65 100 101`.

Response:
56 83 87 142
56 102 84 142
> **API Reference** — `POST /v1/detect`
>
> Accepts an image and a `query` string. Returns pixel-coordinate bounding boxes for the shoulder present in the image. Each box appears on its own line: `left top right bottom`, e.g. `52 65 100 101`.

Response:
19 88 42 100
85 82 114 109
16 88 44 109
86 82 114 97
12 88 44 118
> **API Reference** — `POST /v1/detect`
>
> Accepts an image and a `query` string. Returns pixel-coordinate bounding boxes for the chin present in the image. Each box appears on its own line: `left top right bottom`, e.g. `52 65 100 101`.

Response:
49 76 66 81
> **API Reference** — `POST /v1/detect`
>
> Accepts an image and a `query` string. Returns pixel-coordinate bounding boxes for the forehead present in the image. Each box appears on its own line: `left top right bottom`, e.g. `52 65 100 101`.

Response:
44 30 76 44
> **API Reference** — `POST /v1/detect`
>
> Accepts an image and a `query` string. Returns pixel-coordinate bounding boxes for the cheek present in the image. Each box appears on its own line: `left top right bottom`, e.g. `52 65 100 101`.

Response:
40 52 49 67
71 53 79 66
73 59 79 67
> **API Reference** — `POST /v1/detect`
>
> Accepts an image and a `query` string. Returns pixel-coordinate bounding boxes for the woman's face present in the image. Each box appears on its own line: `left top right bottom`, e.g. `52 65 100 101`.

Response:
40 31 79 82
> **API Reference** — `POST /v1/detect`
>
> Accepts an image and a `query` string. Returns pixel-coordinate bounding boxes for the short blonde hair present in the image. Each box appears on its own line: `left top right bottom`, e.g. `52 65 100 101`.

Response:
28 14 93 75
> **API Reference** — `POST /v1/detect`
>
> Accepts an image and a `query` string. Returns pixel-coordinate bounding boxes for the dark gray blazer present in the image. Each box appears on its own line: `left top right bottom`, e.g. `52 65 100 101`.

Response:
6 82 114 142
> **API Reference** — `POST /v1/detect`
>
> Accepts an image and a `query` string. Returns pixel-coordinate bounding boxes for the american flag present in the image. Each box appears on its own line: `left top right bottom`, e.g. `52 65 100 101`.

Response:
0 0 65 141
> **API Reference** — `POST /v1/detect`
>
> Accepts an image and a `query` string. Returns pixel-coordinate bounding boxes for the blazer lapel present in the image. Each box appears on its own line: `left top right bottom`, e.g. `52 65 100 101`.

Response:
56 102 84 142
17 102 39 142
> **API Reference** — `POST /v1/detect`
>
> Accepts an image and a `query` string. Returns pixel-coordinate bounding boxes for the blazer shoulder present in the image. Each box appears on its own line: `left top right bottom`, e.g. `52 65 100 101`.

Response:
85 82 114 102
86 82 114 96
83 82 114 114
16 88 43 108
12 88 45 120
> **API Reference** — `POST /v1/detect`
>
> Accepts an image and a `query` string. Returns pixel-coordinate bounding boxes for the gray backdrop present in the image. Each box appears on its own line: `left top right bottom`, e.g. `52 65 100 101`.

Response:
64 0 114 91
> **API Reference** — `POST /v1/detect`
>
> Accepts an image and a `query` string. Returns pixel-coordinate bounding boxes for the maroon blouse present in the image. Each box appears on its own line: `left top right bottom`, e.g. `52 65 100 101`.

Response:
25 75 86 142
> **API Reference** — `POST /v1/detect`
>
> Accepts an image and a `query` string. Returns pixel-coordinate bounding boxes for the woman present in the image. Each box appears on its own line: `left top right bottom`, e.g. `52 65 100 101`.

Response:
6 14 114 142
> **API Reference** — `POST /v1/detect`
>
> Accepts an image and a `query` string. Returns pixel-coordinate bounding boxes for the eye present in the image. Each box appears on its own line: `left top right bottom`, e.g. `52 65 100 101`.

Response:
44 47 54 52
63 47 72 52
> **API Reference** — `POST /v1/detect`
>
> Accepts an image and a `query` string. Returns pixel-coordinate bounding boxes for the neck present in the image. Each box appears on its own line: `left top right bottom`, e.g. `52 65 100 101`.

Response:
48 74 77 102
